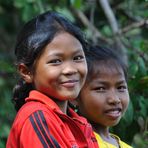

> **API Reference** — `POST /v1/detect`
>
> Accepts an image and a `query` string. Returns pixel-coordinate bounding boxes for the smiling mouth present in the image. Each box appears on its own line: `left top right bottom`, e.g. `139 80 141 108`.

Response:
60 80 79 88
105 108 122 119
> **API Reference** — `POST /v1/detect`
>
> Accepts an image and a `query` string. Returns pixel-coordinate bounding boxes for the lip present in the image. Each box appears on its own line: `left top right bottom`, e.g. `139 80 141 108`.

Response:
104 107 122 119
60 80 79 88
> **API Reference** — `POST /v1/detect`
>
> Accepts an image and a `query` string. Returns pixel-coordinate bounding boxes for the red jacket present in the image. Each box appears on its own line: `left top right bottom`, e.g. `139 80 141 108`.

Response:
6 90 99 148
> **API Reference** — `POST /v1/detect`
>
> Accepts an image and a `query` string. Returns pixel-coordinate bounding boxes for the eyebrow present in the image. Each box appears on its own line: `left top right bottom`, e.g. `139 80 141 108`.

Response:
94 80 126 85
47 48 84 57
116 80 127 85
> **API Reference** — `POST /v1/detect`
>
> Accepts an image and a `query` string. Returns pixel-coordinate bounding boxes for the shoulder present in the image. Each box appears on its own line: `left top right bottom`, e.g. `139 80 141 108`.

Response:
119 140 133 148
12 101 56 129
16 101 49 118
111 133 133 148
10 101 63 139
7 102 62 148
93 132 102 142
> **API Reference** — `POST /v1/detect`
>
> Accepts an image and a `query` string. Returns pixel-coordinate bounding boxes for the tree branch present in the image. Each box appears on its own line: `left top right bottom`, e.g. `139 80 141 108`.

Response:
119 19 148 34
121 38 148 63
98 0 119 34
98 0 127 54
115 6 142 22
70 6 110 43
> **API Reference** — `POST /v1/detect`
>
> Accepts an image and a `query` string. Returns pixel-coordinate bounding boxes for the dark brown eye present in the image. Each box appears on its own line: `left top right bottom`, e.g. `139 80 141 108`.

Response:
94 87 106 92
118 85 127 92
73 55 84 61
48 59 61 65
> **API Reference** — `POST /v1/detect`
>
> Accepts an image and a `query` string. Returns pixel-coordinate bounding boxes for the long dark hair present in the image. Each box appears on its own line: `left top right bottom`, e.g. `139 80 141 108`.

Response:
13 11 87 111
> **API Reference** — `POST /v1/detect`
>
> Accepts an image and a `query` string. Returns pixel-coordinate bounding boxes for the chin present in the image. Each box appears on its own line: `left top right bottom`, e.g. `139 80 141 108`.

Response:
66 94 78 100
109 121 120 127
58 93 78 101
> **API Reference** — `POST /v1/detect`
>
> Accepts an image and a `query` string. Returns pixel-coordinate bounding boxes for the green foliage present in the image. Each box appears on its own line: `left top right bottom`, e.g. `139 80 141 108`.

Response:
113 36 148 147
0 0 147 147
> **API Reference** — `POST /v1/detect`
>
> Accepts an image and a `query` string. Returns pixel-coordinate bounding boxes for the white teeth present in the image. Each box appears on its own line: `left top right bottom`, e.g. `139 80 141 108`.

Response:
106 109 121 114
109 110 119 114
105 109 121 118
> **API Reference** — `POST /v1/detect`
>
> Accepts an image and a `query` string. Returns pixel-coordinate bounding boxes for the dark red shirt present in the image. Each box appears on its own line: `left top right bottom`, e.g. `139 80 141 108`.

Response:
6 90 99 148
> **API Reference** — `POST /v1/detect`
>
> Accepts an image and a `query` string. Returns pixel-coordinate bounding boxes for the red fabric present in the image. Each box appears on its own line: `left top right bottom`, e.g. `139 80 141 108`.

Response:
6 90 99 148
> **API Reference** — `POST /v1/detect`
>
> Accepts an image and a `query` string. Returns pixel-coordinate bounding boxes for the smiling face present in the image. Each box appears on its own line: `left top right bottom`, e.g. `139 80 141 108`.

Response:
78 60 129 127
30 32 87 101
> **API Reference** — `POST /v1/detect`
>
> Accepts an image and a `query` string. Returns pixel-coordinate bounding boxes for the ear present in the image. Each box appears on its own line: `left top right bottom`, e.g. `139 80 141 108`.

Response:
18 63 33 83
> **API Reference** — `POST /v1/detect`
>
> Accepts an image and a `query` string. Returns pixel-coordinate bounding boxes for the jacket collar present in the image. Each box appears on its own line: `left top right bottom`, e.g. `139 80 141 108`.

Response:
25 90 61 111
25 90 87 124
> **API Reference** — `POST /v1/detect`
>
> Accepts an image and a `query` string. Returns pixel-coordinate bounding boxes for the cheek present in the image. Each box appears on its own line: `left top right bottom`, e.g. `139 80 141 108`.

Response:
79 89 91 105
122 93 130 111
79 63 88 77
79 65 88 88
83 92 102 108
34 70 58 86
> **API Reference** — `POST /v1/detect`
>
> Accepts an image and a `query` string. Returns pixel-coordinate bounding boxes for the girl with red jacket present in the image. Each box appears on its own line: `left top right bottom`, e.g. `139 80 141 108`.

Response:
6 11 98 148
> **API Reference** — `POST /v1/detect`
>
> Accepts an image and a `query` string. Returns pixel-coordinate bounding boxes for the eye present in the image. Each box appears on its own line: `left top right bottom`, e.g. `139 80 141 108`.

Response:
73 55 85 62
93 86 106 92
117 85 127 92
47 59 62 65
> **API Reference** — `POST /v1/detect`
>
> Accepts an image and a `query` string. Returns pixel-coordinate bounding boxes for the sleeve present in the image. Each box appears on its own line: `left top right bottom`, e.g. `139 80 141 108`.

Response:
20 110 61 148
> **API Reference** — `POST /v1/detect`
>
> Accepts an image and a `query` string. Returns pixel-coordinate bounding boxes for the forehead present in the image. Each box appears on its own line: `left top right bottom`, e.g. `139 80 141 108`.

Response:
38 32 83 57
90 60 125 79
51 32 81 46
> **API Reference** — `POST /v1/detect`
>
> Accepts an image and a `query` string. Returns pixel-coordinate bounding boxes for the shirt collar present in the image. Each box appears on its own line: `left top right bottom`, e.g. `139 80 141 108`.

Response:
25 90 87 124
25 90 61 111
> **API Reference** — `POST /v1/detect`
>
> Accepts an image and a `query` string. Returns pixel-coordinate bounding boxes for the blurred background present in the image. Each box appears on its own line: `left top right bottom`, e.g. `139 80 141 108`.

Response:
0 0 148 147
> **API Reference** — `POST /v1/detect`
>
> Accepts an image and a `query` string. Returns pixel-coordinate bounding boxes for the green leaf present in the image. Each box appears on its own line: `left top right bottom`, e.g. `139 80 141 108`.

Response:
0 124 10 137
133 133 146 147
13 0 26 8
26 0 35 3
70 0 82 9
139 76 148 87
129 63 138 77
101 25 112 36
138 57 147 75
0 141 5 148
0 78 5 87
55 8 75 22
139 97 147 117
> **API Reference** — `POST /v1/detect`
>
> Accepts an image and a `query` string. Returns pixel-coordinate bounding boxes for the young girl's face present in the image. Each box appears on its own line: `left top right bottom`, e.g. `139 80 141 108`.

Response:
31 32 87 101
78 60 129 127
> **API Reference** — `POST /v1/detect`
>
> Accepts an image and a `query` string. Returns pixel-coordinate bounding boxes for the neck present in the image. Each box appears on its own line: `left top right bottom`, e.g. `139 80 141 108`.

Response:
92 122 119 147
47 95 68 114
92 122 110 137
54 99 68 114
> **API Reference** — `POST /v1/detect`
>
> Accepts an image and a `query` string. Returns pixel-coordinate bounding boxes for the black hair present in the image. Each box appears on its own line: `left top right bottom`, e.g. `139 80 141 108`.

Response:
85 45 128 82
13 11 88 111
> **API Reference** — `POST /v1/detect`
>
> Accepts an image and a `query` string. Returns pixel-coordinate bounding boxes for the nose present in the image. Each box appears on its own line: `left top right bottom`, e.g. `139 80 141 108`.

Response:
62 62 77 75
107 89 121 105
